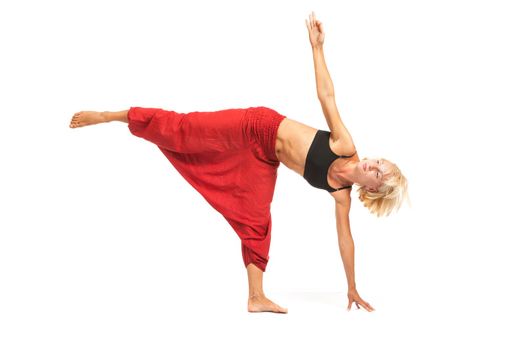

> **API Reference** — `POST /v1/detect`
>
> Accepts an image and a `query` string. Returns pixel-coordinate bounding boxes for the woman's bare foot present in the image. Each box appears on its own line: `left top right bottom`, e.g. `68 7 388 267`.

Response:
69 111 107 128
248 294 288 313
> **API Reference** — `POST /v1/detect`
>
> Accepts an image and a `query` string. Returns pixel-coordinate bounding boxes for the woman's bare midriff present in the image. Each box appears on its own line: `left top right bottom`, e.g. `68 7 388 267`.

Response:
274 118 317 176
274 118 359 183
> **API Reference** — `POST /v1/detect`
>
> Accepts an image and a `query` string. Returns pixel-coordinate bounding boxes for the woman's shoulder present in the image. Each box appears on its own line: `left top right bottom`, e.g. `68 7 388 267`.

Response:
331 138 358 159
326 123 357 156
330 186 353 206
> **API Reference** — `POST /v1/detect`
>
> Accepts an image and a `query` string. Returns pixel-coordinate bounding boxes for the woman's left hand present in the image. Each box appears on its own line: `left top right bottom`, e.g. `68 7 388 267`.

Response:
347 289 375 312
305 11 325 48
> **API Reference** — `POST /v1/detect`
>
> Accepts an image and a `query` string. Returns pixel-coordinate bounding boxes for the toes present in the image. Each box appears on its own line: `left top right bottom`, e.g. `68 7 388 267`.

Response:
272 303 287 313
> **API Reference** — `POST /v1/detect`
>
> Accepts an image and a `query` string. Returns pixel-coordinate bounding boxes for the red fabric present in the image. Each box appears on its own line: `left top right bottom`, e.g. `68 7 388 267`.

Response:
127 106 286 272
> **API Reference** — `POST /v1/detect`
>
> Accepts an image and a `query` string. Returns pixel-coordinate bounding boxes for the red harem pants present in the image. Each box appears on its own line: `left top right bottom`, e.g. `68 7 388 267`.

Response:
127 106 287 272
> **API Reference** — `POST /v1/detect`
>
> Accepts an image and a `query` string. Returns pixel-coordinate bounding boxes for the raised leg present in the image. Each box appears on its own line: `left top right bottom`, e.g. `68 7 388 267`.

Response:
246 263 288 313
69 110 128 128
103 110 129 123
126 107 250 154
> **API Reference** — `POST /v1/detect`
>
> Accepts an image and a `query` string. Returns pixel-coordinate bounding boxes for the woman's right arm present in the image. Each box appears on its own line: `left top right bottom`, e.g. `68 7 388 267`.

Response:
335 199 375 312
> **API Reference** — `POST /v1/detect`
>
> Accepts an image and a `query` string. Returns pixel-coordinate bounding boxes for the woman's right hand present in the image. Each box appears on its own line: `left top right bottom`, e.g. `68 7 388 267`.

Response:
347 289 375 312
305 11 325 49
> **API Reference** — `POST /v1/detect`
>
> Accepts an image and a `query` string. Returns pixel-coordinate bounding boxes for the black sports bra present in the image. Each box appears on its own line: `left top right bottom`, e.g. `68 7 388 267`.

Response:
303 130 357 193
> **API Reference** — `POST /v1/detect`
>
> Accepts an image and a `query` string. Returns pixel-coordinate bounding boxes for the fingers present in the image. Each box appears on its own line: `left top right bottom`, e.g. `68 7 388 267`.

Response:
359 300 375 312
347 297 354 310
347 299 359 311
348 298 375 312
306 11 320 30
359 297 375 312
363 300 375 311
311 11 321 29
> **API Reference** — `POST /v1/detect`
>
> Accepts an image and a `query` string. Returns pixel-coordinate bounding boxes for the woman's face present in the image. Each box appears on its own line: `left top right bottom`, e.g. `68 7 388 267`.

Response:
358 158 388 191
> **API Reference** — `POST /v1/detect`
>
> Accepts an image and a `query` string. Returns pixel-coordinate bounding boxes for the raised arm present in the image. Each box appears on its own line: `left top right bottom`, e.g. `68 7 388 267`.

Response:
335 199 375 312
305 12 354 147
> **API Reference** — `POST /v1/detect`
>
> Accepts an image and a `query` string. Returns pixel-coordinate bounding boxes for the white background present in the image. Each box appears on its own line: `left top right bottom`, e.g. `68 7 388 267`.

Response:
1 0 524 349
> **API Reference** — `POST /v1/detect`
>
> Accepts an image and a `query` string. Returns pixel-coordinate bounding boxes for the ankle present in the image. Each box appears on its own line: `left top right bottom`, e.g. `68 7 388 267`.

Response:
101 111 111 122
249 292 266 299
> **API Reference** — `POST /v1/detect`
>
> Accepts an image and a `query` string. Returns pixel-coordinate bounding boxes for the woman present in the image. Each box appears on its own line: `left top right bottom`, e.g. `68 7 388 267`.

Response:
69 12 408 314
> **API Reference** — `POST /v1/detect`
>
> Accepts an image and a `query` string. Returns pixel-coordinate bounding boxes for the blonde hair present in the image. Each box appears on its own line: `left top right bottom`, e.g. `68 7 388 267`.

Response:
355 158 410 218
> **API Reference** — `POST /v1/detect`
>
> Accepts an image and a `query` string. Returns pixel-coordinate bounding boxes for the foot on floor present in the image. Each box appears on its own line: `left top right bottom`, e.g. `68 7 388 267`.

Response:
248 294 288 313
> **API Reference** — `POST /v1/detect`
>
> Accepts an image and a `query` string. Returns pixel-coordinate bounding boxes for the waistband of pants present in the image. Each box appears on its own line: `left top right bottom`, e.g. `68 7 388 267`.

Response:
243 107 286 163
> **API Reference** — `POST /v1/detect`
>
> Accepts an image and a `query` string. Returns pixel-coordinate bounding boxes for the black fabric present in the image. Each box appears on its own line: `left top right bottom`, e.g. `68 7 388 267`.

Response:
303 130 356 192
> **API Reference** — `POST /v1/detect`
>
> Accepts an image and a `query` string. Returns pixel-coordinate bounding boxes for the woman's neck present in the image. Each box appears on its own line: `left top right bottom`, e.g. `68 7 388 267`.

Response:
333 159 360 187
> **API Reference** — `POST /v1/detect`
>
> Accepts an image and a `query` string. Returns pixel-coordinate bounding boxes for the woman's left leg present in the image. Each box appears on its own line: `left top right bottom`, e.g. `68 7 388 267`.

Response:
69 110 128 128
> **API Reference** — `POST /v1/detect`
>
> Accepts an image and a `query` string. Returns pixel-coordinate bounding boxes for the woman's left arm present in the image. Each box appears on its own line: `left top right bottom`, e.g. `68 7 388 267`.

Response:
335 200 375 312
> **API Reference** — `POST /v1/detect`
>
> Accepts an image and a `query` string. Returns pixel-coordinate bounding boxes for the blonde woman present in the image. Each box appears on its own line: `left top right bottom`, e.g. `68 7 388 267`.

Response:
69 11 408 313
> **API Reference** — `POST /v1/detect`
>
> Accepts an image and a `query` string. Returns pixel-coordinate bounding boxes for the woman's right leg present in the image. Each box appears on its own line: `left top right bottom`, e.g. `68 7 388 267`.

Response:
246 263 288 313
